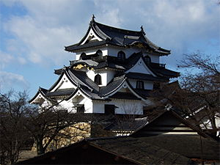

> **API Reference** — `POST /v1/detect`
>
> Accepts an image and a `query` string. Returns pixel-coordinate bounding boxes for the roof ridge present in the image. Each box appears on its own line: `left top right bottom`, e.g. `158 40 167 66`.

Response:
94 21 142 35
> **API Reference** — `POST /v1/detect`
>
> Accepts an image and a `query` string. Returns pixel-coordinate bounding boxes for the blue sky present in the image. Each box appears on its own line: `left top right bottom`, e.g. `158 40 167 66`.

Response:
0 0 219 98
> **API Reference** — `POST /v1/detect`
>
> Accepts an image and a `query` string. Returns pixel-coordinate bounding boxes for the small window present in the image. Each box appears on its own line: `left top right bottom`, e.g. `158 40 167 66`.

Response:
136 81 144 89
94 74 102 85
96 50 102 56
144 56 151 64
80 53 87 60
76 104 85 113
105 105 115 115
117 51 126 61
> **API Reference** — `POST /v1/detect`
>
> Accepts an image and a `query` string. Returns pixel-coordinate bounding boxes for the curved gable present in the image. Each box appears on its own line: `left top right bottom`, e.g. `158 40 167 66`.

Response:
126 57 156 76
29 88 49 104
80 28 103 45
49 71 77 93
101 78 147 102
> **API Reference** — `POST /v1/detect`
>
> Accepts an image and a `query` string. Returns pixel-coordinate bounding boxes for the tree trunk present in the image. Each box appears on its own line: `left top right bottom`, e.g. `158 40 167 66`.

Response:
36 141 45 155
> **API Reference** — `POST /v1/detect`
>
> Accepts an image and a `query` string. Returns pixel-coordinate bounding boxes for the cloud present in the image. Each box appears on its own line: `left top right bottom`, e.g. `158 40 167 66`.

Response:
0 51 14 69
1 0 220 69
0 71 29 91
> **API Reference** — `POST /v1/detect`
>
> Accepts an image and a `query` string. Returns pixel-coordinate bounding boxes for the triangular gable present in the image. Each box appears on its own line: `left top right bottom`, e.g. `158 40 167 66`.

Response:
65 88 91 102
49 71 77 93
29 88 50 104
126 57 156 76
132 110 208 137
103 79 147 102
80 28 103 45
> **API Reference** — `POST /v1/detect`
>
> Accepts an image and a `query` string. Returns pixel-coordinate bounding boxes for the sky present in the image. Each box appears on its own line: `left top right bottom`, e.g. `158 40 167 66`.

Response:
0 0 219 98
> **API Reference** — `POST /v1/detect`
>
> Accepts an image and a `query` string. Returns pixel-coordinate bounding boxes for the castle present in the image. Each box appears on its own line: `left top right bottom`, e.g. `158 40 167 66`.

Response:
30 16 179 115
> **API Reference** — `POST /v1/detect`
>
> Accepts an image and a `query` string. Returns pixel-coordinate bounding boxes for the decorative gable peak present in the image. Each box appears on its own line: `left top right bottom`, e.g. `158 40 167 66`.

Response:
65 16 170 55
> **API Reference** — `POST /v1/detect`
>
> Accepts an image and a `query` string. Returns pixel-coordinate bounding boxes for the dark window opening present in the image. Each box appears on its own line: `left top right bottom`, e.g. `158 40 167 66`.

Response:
80 53 90 60
136 81 144 89
96 50 102 56
76 104 85 113
92 50 103 62
94 74 102 85
144 56 151 64
105 105 115 115
153 82 160 90
117 51 126 61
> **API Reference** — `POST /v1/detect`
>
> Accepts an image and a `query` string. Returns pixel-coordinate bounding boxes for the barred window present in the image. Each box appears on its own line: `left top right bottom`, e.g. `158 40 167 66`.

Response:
136 81 144 89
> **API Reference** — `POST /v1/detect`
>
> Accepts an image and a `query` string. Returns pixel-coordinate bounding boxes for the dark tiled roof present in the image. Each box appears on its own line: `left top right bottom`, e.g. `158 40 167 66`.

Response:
95 61 125 70
132 110 208 138
126 72 167 81
91 137 192 164
124 52 143 69
66 40 112 51
67 68 99 92
153 67 180 78
46 88 76 97
105 117 148 131
65 20 170 55
136 135 220 161
109 92 141 100
99 76 126 97
70 59 99 67
17 136 194 165
133 89 151 98
79 86 103 100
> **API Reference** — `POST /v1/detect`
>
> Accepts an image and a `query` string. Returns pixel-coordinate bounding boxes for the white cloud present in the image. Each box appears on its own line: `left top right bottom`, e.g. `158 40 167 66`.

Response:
0 71 29 91
1 0 220 69
4 15 79 66
0 51 14 69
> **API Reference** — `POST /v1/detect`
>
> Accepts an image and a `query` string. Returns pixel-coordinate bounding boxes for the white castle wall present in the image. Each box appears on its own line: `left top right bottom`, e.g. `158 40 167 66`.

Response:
75 46 160 64
93 99 143 115
99 70 115 86
129 79 153 90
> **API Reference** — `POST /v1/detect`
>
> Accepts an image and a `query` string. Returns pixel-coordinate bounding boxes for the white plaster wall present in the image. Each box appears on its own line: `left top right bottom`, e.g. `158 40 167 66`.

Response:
143 52 160 63
72 95 93 113
87 69 115 86
75 54 80 60
99 70 115 86
107 46 140 59
75 47 108 60
128 79 153 90
86 69 96 81
82 98 93 113
149 55 159 63
93 99 143 115
93 101 105 113
75 46 141 60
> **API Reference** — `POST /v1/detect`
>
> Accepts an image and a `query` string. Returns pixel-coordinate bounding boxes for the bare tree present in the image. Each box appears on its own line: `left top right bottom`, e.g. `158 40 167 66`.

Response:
0 91 31 165
23 103 90 155
176 53 220 137
0 90 91 163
